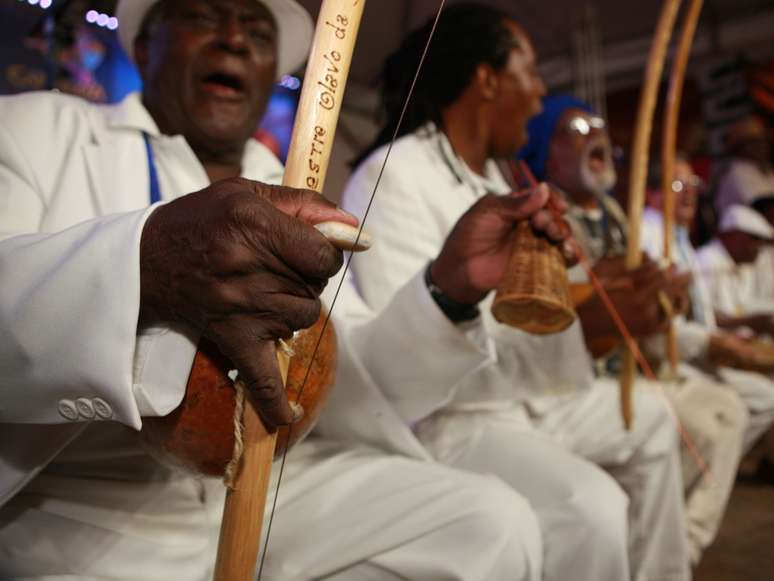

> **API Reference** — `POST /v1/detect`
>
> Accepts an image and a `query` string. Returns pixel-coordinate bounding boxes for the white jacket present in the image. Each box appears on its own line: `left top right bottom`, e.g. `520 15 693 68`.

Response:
696 239 774 317
640 208 715 361
342 124 593 418
0 92 492 507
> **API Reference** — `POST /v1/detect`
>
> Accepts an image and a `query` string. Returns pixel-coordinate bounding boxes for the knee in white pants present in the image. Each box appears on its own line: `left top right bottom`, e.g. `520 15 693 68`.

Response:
635 389 682 456
454 476 542 581
679 381 749 437
564 469 629 552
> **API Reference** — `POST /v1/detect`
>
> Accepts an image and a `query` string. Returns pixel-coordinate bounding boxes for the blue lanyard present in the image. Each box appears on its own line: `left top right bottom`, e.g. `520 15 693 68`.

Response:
143 133 162 204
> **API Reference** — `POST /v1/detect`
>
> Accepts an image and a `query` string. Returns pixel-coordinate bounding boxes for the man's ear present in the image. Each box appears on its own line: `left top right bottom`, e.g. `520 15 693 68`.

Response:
475 63 499 101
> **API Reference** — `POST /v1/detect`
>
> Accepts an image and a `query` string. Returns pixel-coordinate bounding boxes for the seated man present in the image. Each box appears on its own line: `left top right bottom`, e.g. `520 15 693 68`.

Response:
342 6 692 581
641 152 774 548
697 205 774 328
0 1 558 579
520 95 748 567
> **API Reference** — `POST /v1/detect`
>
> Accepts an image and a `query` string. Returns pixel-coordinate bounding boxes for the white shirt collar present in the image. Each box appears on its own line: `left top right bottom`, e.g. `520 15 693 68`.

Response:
420 123 510 196
103 92 162 136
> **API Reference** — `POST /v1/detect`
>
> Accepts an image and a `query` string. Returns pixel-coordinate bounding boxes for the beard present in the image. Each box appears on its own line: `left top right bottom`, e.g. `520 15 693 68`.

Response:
579 136 617 198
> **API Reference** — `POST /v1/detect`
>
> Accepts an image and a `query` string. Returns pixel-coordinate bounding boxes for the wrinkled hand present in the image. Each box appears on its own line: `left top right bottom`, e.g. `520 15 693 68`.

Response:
578 255 676 341
717 312 774 337
430 184 575 304
662 266 693 317
140 178 357 429
709 332 774 373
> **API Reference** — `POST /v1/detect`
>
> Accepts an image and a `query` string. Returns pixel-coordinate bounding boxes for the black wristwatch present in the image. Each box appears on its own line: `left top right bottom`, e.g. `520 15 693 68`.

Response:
424 261 481 323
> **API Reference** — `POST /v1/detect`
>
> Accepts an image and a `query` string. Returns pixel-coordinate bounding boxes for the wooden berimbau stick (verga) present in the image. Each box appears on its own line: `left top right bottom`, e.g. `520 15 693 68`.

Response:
213 2 366 579
621 0 682 430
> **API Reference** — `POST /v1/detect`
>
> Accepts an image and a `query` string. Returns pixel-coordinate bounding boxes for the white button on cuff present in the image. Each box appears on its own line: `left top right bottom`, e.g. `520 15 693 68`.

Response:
58 399 79 422
75 398 96 420
93 397 113 420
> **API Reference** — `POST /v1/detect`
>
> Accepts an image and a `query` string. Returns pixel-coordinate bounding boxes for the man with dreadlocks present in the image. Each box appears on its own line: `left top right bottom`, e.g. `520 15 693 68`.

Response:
0 0 571 578
342 4 691 581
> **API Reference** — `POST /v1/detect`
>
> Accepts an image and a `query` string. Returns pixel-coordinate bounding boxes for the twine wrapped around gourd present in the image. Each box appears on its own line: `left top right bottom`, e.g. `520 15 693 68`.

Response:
141 309 337 478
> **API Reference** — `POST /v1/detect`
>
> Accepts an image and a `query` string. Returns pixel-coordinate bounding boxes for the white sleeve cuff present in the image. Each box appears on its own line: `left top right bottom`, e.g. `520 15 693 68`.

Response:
132 323 199 418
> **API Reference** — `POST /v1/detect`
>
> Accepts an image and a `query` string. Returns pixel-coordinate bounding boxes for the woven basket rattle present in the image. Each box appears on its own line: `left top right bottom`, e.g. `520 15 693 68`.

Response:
490 163 576 335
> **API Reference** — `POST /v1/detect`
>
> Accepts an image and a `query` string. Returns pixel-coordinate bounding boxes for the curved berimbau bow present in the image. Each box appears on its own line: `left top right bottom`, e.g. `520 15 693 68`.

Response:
620 0 683 429
214 2 366 579
661 0 705 376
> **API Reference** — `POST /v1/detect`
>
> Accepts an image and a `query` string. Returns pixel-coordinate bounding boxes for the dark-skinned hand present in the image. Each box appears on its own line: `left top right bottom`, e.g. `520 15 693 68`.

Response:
717 312 774 337
430 183 576 305
139 177 358 430
577 254 678 342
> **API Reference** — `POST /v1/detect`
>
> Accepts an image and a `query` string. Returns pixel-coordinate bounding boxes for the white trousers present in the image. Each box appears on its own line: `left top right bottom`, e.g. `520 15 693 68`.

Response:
667 364 748 564
414 381 690 581
260 439 542 580
716 366 774 453
1 440 543 581
0 473 216 580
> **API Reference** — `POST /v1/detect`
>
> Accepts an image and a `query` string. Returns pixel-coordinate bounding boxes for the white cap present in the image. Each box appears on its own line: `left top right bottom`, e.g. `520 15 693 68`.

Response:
719 204 774 239
116 0 314 79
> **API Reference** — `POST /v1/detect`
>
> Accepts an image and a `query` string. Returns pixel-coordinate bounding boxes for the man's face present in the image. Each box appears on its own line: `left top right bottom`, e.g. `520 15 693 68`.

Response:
546 108 617 202
136 0 277 151
724 231 763 264
673 159 700 227
488 21 545 158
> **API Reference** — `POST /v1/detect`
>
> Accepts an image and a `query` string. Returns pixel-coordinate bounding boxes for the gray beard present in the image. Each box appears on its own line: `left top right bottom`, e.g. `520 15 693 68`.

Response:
579 139 617 198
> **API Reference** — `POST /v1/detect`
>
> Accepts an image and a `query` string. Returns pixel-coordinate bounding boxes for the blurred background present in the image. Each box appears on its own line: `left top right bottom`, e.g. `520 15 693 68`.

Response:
2 0 772 204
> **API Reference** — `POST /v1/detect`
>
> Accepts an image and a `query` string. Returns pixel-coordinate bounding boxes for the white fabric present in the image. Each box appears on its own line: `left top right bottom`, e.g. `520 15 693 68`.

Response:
715 159 774 214
641 208 774 553
642 208 717 332
573 202 748 565
754 246 774 301
0 91 284 506
1 92 534 580
696 239 774 316
665 365 748 564
261 439 542 581
342 125 690 581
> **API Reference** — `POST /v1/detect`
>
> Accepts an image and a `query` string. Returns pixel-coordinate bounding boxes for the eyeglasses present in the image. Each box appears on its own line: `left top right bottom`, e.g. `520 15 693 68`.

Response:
670 175 704 193
565 115 606 136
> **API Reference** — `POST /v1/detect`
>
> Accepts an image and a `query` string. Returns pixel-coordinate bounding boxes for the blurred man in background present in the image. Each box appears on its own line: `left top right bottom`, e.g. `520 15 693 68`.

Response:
521 95 749 566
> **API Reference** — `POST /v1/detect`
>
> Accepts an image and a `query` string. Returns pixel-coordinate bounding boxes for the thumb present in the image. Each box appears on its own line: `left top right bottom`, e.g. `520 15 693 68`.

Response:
499 183 550 223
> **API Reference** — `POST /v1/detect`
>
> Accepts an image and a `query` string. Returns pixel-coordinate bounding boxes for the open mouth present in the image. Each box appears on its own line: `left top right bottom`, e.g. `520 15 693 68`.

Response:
200 72 246 98
588 144 608 173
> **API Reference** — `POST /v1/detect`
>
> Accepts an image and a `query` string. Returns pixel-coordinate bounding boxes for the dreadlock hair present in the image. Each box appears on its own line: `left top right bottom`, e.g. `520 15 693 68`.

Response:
352 3 517 169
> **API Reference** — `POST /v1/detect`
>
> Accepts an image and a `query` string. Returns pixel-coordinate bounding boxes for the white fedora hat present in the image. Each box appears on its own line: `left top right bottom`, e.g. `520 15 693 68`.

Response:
719 205 774 240
116 0 314 79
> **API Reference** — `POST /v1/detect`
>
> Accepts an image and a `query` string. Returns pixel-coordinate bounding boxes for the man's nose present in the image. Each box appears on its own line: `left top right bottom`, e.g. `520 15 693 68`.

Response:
217 16 250 54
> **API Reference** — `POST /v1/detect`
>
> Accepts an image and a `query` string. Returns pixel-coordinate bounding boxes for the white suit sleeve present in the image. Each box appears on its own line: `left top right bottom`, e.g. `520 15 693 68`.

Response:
0 108 188 430
342 150 447 312
0 212 153 429
346 270 493 424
